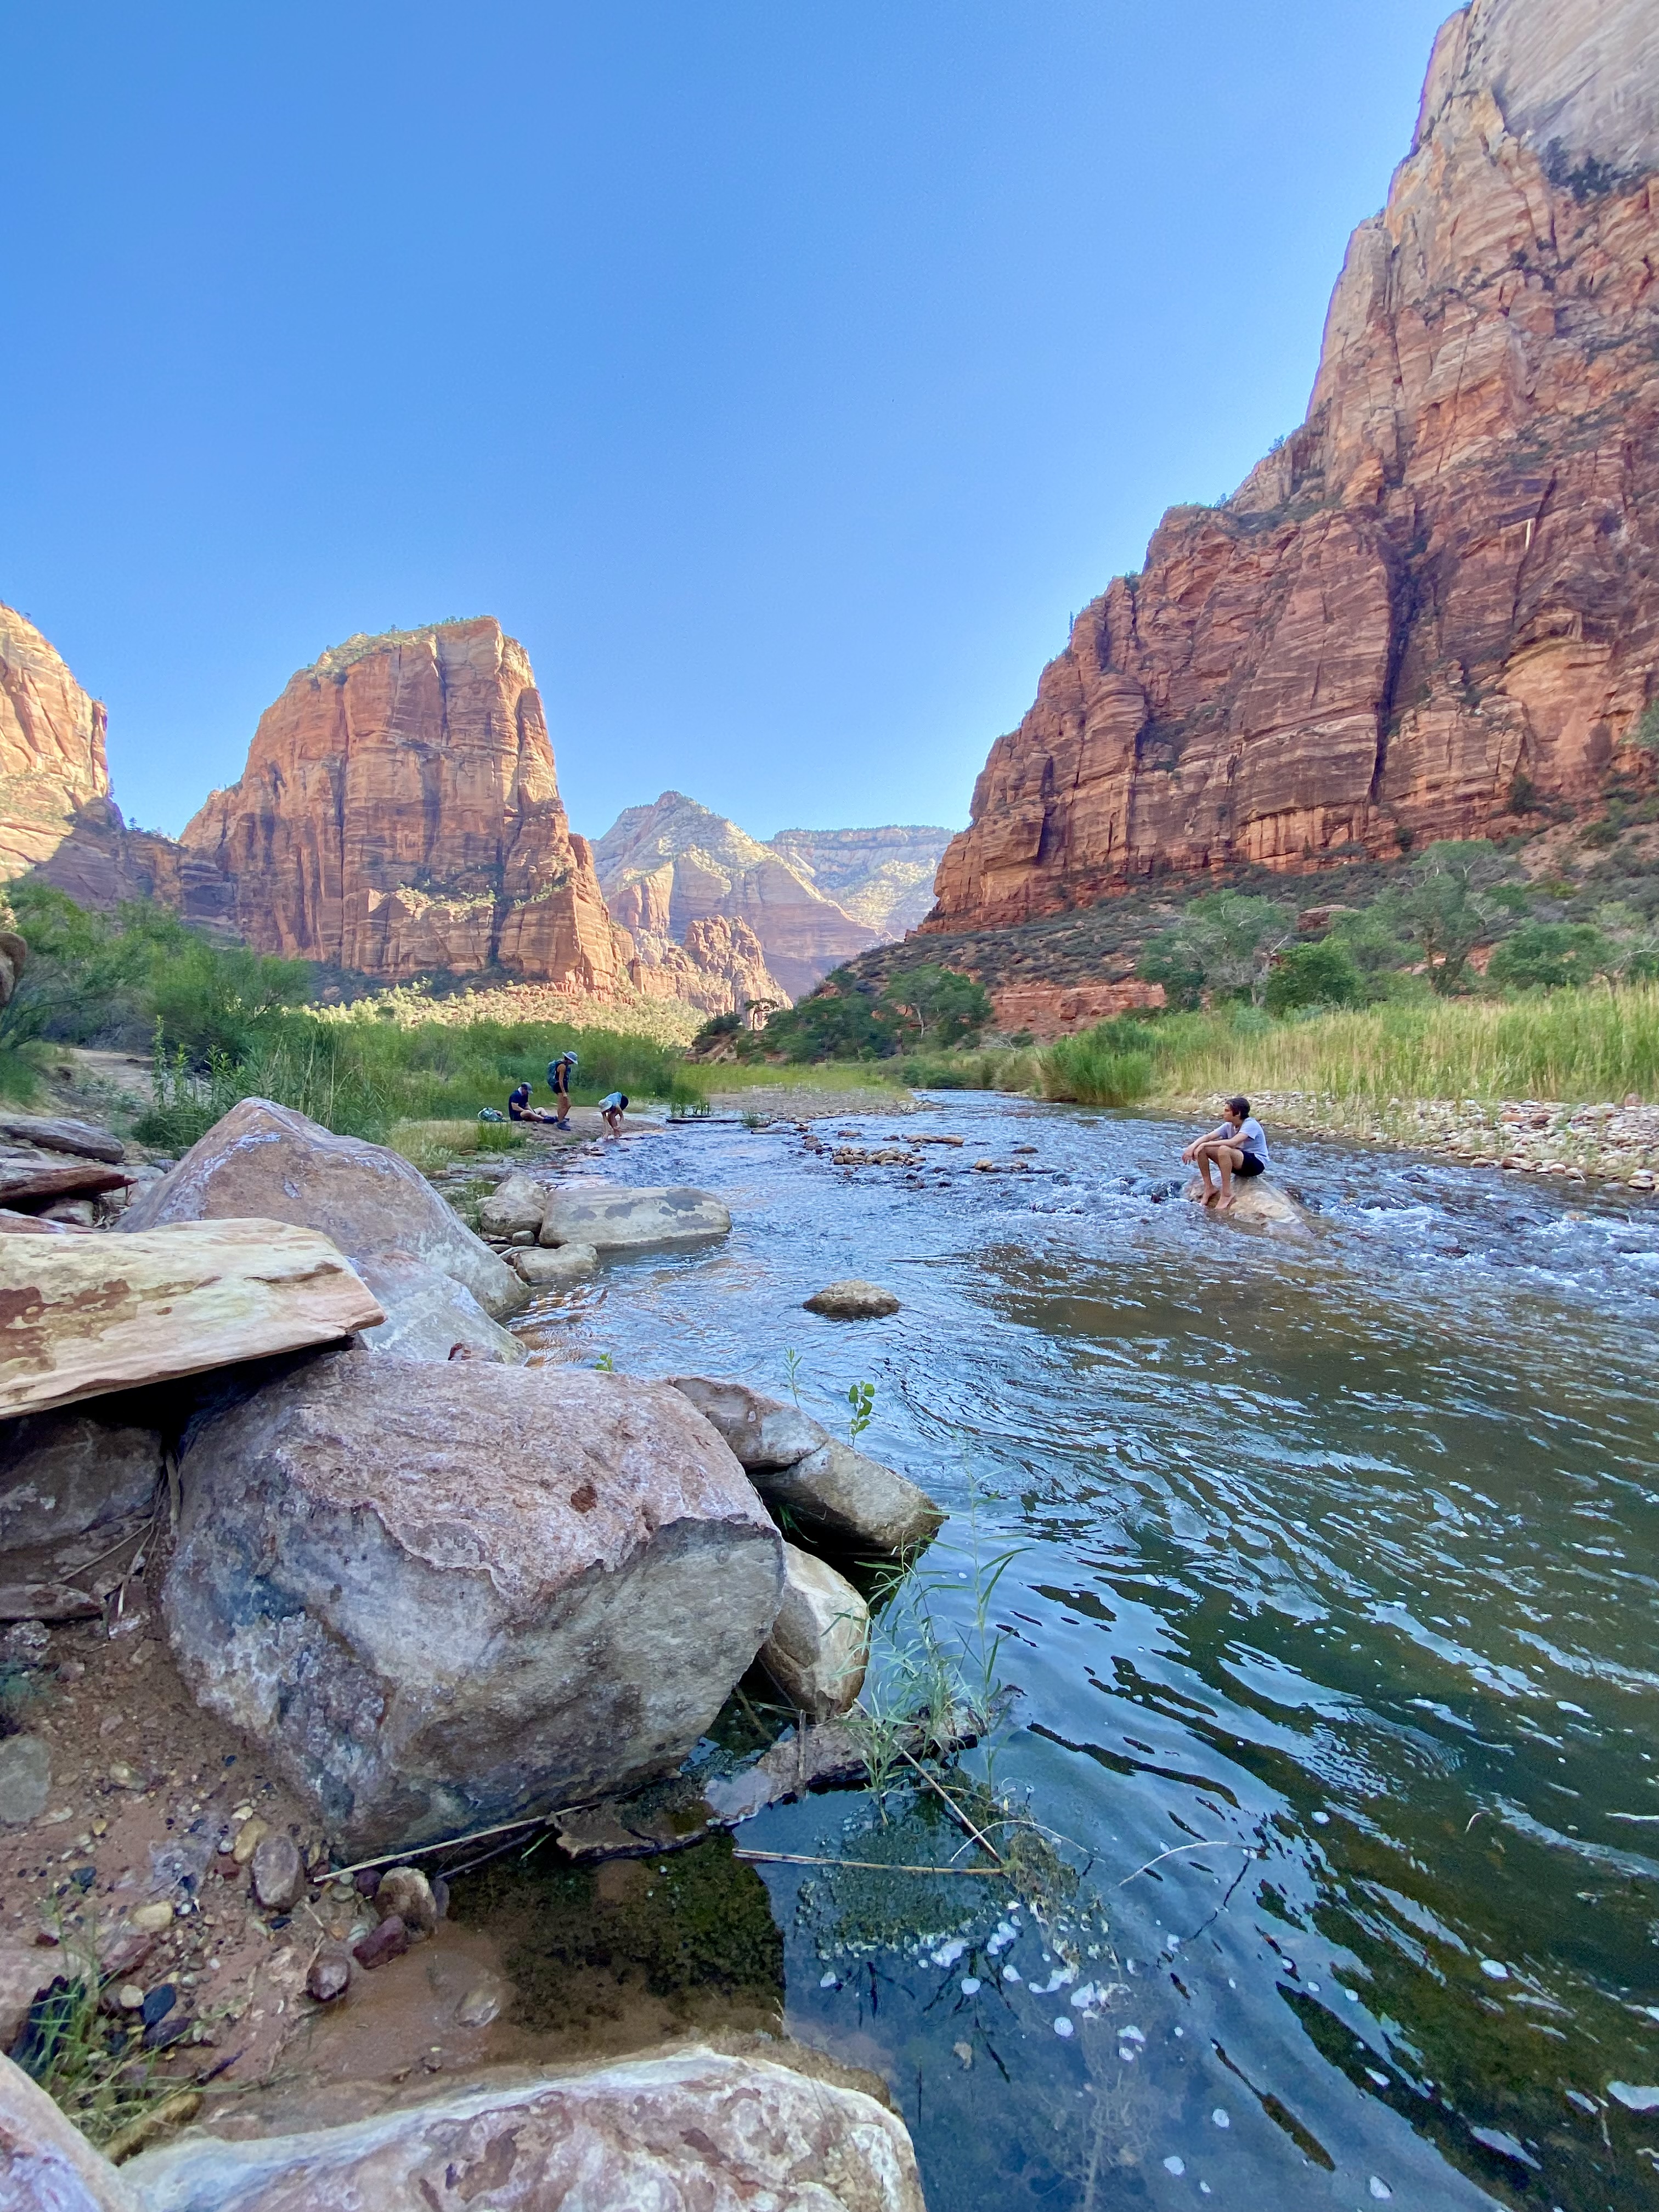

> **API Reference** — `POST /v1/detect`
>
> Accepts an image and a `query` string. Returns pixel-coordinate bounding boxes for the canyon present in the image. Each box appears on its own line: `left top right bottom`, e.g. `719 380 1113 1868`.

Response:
927 0 1659 935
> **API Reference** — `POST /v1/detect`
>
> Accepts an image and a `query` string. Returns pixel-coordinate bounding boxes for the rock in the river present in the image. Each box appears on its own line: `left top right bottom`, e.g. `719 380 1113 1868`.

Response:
752 1439 945 1560
0 2051 142 2212
539 1183 731 1252
353 1253 526 1365
478 1171 551 1238
122 2045 925 2212
804 1279 901 1319
0 1407 162 1571
0 1734 51 1825
163 1351 783 1850
511 1241 599 1286
759 1543 870 1720
665 1376 827 1470
1183 1178 1314 1237
120 1099 527 1321
1 1220 385 1420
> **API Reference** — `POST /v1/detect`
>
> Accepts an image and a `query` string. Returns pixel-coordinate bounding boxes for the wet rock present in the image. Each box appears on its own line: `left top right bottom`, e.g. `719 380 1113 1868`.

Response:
120 1097 527 1321
354 1252 526 1366
2 1220 386 1420
121 2045 926 2211
306 1954 351 2004
454 1978 505 2028
511 1241 599 1286
0 1734 50 1825
539 1184 731 1252
163 1351 785 1851
478 1171 551 1238
0 2050 143 2212
374 1866 437 1936
803 1279 900 1319
665 1376 828 1471
752 1440 945 1559
250 1833 306 1912
1183 1178 1315 1238
352 1915 409 1971
758 1544 870 1720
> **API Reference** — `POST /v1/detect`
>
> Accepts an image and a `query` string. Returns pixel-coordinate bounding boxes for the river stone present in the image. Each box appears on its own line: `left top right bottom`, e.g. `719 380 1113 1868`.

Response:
751 1440 945 1560
0 2051 143 2212
250 1833 307 1912
1183 1178 1314 1237
804 1278 901 1318
162 1351 784 1852
0 1734 51 1825
120 1098 527 1321
121 2045 926 2212
0 1407 162 1571
539 1184 731 1251
477 1171 551 1238
511 1241 599 1286
353 1253 526 1365
665 1376 827 1470
1 1220 386 1420
759 1543 871 1720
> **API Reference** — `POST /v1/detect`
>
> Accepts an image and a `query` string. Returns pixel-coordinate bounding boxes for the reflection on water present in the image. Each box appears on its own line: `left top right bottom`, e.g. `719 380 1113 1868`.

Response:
518 1098 1659 2211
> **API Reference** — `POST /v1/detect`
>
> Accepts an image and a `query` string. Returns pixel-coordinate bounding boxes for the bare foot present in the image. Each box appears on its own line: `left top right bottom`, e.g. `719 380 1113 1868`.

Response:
1215 1193 1235 1213
1201 1188 1220 1207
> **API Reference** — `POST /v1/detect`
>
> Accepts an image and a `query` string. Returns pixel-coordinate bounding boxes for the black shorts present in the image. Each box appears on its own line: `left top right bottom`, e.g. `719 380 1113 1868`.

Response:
1235 1154 1265 1178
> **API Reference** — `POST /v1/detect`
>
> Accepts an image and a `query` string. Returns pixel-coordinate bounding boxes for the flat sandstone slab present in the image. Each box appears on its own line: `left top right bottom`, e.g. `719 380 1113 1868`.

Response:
539 1184 731 1251
0 1219 385 1418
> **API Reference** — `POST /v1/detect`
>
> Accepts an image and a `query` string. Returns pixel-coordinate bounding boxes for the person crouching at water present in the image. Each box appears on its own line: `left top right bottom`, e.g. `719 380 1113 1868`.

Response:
599 1091 629 1136
1182 1095 1269 1211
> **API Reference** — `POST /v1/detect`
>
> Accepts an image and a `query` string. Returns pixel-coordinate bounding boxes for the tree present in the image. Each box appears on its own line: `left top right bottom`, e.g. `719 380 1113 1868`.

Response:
1487 922 1614 992
876 964 991 1048
1263 939 1365 1013
754 972 892 1061
1389 840 1515 995
1136 892 1294 1007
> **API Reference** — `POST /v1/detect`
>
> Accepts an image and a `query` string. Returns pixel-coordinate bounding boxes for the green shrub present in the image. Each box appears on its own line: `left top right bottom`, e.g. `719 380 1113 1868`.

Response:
876 966 991 1048
1038 1028 1155 1107
1487 922 1615 992
1263 939 1365 1013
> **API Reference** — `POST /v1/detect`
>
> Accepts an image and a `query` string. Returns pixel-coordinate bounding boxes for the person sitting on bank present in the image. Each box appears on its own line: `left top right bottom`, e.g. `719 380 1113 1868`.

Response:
1183 1095 1270 1211
599 1091 629 1137
548 1052 577 1129
508 1081 556 1124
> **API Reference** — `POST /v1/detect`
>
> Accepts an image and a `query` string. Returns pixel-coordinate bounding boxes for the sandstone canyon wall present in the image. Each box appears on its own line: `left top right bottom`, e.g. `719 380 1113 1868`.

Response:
929 0 1659 932
766 823 951 939
182 622 629 991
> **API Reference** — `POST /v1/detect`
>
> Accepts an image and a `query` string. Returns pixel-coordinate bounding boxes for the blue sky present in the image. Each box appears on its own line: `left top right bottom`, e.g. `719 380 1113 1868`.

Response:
2 1 1452 845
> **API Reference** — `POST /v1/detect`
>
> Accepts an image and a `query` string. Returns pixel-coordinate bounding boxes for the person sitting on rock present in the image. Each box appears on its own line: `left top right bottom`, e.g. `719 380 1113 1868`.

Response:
548 1052 578 1129
1183 1095 1269 1212
599 1091 629 1137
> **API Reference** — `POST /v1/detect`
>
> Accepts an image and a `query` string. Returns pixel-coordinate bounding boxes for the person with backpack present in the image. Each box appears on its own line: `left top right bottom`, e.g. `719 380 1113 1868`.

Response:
548 1052 578 1128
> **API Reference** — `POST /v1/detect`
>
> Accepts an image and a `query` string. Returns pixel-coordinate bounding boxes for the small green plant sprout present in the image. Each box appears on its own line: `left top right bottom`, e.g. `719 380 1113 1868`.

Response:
783 1347 804 1407
847 1380 876 1442
593 1351 616 1373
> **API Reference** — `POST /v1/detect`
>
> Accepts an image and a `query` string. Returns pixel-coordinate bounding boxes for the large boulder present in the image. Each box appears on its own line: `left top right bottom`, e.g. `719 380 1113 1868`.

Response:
353 1254 526 1365
1183 1177 1315 1237
755 1440 945 1560
0 2052 140 2212
759 1543 870 1720
123 2046 925 2212
1 1220 385 1420
0 1404 162 1573
667 1375 827 1470
539 1183 731 1251
163 1352 784 1850
120 1099 527 1320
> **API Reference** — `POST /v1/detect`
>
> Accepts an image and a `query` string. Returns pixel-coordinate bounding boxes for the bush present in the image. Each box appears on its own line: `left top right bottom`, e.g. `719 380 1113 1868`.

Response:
1038 1025 1156 1107
1263 940 1365 1013
876 966 991 1049
1487 922 1615 992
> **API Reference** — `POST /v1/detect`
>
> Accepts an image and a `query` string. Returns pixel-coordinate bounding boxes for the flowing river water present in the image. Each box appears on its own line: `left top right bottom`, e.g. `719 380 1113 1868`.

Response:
494 1097 1659 2212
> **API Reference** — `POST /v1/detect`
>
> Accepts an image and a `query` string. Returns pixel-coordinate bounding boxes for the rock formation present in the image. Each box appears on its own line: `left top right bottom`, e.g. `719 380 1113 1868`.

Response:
768 823 952 937
182 620 629 988
929 0 1659 932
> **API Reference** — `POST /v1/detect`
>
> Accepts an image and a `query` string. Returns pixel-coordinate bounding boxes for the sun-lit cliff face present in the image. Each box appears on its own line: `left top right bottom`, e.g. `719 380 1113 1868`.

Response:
0 602 111 879
181 620 629 990
929 0 1659 932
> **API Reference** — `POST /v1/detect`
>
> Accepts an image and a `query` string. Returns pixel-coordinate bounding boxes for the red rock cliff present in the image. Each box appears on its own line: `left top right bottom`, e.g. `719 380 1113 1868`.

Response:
930 0 1659 931
182 620 628 988
0 603 111 878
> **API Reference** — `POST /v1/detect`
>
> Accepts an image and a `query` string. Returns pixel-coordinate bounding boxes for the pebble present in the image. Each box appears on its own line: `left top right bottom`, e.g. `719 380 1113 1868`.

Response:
960 1976 981 1995
306 1955 351 2005
139 1985 175 2028
352 1914 409 1971
376 1866 437 1936
454 1980 504 2028
230 1815 269 1867
251 1833 307 1912
953 2040 974 2069
116 1984 145 2011
0 1735 52 1826
1212 2108 1230 2129
1479 1959 1510 1980
1369 2180 1393 2200
1164 2157 1186 2176
129 1902 174 1933
1053 2016 1073 2037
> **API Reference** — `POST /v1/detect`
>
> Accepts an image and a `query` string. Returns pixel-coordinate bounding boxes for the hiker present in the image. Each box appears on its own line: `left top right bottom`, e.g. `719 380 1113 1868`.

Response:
507 1082 555 1124
1183 1094 1270 1212
548 1051 578 1128
599 1090 629 1137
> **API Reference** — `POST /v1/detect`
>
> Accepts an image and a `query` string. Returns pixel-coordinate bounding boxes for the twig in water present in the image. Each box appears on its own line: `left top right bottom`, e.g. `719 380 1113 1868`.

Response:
735 1849 1014 1877
894 1742 1005 1867
1118 1841 1257 1887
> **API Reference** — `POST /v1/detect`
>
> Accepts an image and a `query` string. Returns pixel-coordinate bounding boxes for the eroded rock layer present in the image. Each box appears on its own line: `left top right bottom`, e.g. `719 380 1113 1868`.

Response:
0 605 111 879
930 0 1659 931
182 620 628 988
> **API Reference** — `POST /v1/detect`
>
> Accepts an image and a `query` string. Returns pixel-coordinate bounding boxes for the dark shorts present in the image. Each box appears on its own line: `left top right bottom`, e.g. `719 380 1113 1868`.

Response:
1235 1154 1265 1178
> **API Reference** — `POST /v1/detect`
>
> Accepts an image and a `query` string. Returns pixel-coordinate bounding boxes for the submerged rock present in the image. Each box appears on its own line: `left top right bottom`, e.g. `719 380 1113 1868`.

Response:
759 1543 871 1720
539 1184 731 1252
804 1279 900 1319
753 1439 945 1560
163 1351 784 1851
120 1098 527 1321
122 2045 926 2211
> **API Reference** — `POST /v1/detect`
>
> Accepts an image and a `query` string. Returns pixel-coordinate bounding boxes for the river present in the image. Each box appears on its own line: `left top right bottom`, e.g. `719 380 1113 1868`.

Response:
500 1096 1659 2211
